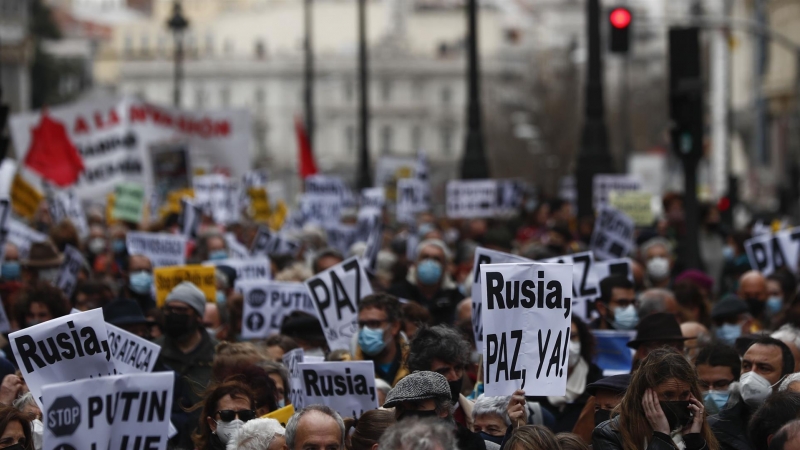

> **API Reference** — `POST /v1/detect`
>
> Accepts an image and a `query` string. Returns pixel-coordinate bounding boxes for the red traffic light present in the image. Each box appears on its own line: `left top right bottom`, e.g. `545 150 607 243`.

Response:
610 8 632 29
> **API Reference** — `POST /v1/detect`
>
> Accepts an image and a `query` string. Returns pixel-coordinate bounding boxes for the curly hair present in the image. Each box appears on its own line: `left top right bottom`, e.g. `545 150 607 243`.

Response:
407 325 470 372
14 281 70 329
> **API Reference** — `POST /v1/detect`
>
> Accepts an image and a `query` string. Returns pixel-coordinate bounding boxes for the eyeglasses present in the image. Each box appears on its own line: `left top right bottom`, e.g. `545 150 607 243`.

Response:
358 319 388 329
611 298 637 308
216 410 256 422
165 305 193 315
699 379 734 391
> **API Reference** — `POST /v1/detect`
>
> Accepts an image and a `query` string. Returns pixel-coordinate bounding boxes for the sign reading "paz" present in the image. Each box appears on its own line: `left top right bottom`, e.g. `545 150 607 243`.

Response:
745 227 800 277
305 257 372 351
481 263 573 397
298 361 377 418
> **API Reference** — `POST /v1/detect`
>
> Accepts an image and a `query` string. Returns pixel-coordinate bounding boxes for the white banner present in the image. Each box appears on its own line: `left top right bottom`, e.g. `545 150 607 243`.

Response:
238 280 315 339
7 219 48 260
542 252 600 323
446 180 498 219
305 257 373 351
10 309 116 409
193 174 240 225
10 97 252 202
745 227 800 277
178 197 201 238
224 233 250 260
593 174 642 209
470 248 532 352
50 191 88 238
42 372 174 450
305 175 348 199
297 361 377 418
325 223 358 256
590 206 635 261
283 348 306 410
106 324 161 374
126 232 187 268
360 187 385 213
205 257 271 281
251 227 300 257
300 194 342 225
593 258 634 284
396 178 430 224
56 245 86 299
481 262 573 397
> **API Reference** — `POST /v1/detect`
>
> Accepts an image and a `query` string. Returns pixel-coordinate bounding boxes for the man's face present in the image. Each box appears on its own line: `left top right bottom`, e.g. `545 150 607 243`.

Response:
594 390 623 414
4 245 18 262
292 410 342 450
645 244 669 261
739 274 768 302
474 413 506 437
315 256 342 274
207 237 226 253
742 343 784 386
129 255 152 273
430 358 464 383
395 398 446 420
598 287 636 319
696 364 735 394
357 306 398 349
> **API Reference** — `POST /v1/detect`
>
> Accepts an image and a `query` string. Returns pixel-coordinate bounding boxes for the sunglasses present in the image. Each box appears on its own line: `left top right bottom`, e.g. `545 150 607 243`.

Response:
216 410 256 422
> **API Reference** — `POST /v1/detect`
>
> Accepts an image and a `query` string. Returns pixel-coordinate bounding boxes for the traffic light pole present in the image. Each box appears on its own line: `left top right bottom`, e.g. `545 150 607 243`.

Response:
460 0 489 179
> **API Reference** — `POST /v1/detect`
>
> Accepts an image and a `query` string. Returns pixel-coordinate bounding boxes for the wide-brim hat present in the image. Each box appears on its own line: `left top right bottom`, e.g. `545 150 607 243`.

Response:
627 312 690 349
22 240 64 268
103 299 154 326
586 374 632 395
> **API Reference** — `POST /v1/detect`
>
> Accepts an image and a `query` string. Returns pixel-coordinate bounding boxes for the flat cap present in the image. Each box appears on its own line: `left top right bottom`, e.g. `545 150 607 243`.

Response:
586 374 631 395
383 371 451 408
711 294 749 320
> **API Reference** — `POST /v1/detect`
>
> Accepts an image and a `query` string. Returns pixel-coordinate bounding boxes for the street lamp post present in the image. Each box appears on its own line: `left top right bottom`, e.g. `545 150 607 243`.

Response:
575 0 614 219
357 0 372 189
460 0 489 179
304 0 315 153
167 1 189 108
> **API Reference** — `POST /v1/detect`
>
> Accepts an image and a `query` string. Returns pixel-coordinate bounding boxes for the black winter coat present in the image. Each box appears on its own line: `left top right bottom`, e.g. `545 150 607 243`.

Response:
592 417 708 450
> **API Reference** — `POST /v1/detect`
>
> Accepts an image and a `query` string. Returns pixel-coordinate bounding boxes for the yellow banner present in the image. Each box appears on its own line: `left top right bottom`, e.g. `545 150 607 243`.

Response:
153 265 216 307
11 174 43 220
248 187 271 222
159 189 194 219
263 404 294 426
268 200 288 231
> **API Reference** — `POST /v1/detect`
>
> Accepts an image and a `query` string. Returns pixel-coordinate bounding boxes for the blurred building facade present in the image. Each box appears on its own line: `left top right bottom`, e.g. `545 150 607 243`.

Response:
0 0 31 112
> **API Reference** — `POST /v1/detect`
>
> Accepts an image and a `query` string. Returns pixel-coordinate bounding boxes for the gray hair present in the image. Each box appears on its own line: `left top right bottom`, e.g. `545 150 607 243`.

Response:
378 418 459 450
779 373 800 392
472 396 511 426
772 325 800 352
227 418 285 450
637 288 676 318
407 325 470 373
12 392 36 411
414 239 452 262
285 405 345 449
641 237 673 256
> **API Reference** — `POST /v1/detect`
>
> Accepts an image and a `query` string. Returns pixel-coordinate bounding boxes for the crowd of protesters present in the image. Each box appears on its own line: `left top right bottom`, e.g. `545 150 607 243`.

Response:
0 193 798 450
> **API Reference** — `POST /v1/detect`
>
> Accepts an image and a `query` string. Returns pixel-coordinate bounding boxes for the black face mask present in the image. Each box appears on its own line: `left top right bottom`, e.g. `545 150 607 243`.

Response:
659 401 692 431
747 298 766 318
448 378 464 405
3 443 24 450
594 409 612 427
163 313 195 339
399 409 439 421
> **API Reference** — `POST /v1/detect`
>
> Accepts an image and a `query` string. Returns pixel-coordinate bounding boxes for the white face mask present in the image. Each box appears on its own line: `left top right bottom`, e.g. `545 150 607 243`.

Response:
32 419 43 450
215 419 244 444
739 371 780 408
568 340 582 368
646 257 670 281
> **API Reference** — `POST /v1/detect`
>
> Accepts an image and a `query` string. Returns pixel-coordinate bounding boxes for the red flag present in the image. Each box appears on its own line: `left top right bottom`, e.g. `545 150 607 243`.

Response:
295 117 317 179
24 111 85 187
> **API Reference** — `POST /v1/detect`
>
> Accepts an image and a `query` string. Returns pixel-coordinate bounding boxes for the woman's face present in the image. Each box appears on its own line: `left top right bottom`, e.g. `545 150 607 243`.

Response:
26 302 53 327
473 413 506 437
0 420 26 448
653 377 693 402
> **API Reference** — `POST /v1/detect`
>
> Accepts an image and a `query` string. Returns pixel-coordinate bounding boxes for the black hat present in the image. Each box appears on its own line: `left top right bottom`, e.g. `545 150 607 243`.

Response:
217 265 237 289
586 374 632 395
627 312 689 349
280 311 325 342
711 294 749 320
103 299 153 326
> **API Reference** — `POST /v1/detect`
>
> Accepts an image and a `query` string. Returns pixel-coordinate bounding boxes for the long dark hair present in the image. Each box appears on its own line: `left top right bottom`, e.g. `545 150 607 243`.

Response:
0 405 32 449
190 380 255 450
343 409 396 450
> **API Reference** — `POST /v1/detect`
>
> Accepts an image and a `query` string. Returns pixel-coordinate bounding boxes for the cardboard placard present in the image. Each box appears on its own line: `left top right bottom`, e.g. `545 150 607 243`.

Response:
126 232 187 268
153 265 217 306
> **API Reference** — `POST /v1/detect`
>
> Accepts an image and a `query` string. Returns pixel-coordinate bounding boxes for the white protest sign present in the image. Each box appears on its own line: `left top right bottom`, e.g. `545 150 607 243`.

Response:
593 174 642 209
193 174 239 225
283 348 306 410
542 251 600 323
396 178 430 224
593 258 634 284
299 194 342 225
205 258 271 281
178 197 201 237
7 218 48 260
0 298 10 335
225 233 250 260
361 215 382 273
297 361 378 418
56 245 86 299
325 223 358 256
251 226 300 257
0 200 11 262
305 257 373 351
495 180 526 216
239 280 316 339
50 190 88 238
447 180 498 219
361 187 385 213
590 206 635 261
305 175 348 199
481 262 573 397
745 227 800 277
470 248 532 352
106 324 161 374
10 308 116 409
42 371 173 450
126 232 187 268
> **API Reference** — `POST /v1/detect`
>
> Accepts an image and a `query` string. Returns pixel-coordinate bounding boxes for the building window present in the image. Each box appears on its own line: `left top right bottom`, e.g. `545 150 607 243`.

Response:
411 125 422 152
381 125 393 155
346 126 356 155
381 79 392 103
441 127 454 156
195 88 206 109
220 87 231 108
441 86 452 105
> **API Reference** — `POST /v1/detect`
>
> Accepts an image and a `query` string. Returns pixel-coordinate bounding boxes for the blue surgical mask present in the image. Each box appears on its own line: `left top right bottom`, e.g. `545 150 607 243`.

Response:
723 245 735 261
703 390 730 411
715 323 742 346
277 399 286 408
611 304 638 330
129 271 153 295
766 296 783 316
216 290 227 305
417 259 443 286
209 250 228 261
112 239 126 254
358 326 386 356
479 431 504 446
1 261 20 281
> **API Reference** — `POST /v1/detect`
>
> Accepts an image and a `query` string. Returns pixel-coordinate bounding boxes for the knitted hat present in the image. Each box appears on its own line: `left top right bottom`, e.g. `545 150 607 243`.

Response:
165 281 206 316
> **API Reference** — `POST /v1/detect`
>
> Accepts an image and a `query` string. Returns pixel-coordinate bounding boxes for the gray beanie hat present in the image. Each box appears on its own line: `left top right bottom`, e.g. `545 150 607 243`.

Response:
383 371 451 408
165 281 206 316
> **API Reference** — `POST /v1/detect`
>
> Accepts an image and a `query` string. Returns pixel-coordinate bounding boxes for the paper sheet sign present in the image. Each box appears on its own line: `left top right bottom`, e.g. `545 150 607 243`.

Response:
153 265 217 306
542 251 600 323
283 348 306 410
106 324 161 374
7 219 48 260
126 232 188 268
745 227 800 277
305 257 373 351
239 280 316 339
593 174 642 209
297 361 378 418
55 245 86 299
481 262 573 397
11 173 44 219
590 206 635 261
609 191 653 226
111 182 145 223
205 258 271 281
